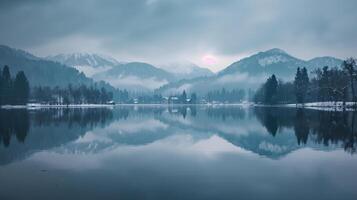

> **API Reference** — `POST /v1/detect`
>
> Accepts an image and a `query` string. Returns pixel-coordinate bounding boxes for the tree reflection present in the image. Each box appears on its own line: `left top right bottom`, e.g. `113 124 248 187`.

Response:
0 109 29 147
0 108 114 148
255 107 357 154
168 105 196 118
294 109 309 145
2 106 357 155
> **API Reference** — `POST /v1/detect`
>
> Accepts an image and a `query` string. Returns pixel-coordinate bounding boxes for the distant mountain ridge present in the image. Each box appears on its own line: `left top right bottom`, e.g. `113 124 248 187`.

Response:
220 48 343 78
0 45 344 94
46 53 119 67
159 61 214 80
93 62 175 91
158 48 344 94
46 53 120 77
46 53 214 90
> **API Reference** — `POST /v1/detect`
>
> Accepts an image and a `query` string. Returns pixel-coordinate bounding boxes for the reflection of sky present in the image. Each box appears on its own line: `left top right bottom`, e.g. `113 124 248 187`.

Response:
1 106 357 200
1 134 357 200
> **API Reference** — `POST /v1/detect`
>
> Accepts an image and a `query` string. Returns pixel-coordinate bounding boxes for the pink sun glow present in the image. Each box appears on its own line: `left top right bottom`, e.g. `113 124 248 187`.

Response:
202 54 217 65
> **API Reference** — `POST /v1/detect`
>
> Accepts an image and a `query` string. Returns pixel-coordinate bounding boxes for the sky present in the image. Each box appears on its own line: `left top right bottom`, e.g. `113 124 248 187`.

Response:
0 0 356 72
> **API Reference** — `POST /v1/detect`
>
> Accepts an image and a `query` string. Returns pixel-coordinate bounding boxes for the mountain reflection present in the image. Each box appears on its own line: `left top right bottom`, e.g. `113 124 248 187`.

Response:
1 106 357 165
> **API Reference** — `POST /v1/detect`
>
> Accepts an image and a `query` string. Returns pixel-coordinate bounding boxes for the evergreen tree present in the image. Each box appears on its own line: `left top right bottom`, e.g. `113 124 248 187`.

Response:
180 90 187 104
1 66 13 105
264 74 278 104
13 71 30 105
0 68 2 105
190 93 197 104
294 67 309 104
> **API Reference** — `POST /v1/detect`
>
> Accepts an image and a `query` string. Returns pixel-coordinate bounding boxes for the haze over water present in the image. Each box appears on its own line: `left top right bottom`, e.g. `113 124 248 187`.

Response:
0 106 356 200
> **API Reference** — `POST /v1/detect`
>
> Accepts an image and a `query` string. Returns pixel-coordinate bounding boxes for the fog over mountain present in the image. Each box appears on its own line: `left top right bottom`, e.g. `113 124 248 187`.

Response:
93 62 175 91
46 53 214 91
158 48 343 95
159 61 214 80
0 44 345 94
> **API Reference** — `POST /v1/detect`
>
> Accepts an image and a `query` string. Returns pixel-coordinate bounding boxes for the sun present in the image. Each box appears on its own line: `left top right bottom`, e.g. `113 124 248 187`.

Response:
202 54 217 65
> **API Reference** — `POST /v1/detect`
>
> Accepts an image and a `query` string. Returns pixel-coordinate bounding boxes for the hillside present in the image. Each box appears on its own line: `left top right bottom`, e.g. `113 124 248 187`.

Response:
158 48 343 95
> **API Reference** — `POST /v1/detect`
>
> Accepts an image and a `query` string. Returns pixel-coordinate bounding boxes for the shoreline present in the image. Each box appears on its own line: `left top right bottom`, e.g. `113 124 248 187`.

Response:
1 101 356 111
0 104 116 109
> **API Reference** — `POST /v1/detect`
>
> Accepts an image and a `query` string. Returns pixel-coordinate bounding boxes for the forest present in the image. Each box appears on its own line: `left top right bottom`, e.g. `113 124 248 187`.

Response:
0 65 116 105
206 88 246 103
2 57 357 106
0 66 29 105
254 58 357 106
32 85 114 105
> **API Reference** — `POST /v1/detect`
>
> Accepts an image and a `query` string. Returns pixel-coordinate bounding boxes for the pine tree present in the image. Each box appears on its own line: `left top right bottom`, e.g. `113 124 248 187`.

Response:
14 71 30 105
1 66 13 105
190 93 197 104
181 90 187 104
0 67 2 105
264 75 278 104
294 67 309 104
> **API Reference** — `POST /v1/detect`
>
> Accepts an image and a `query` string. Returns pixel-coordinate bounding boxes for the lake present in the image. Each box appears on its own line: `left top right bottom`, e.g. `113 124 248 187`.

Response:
0 106 357 200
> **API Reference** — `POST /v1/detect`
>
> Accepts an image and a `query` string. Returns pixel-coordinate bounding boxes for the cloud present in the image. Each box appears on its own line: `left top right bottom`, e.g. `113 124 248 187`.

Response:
216 72 267 85
102 75 169 90
0 0 356 70
105 118 168 134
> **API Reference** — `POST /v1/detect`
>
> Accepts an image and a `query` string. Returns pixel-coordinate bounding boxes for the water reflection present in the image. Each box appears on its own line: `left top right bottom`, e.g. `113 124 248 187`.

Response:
1 106 356 159
255 107 357 153
0 109 29 147
1 106 357 200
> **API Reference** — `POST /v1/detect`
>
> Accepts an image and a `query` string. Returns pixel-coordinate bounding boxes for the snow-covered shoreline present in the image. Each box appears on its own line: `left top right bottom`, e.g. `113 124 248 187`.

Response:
0 104 115 109
282 102 357 111
1 102 356 111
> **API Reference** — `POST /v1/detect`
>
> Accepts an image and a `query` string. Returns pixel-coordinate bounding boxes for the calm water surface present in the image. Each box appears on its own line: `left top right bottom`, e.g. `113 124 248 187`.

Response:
0 106 357 200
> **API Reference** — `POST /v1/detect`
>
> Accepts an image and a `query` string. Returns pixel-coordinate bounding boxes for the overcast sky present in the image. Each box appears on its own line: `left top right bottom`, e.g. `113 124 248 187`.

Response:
0 0 356 72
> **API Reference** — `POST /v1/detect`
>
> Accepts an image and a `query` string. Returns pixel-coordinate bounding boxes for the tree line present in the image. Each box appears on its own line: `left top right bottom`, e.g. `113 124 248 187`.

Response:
31 84 114 105
0 66 30 105
254 58 357 105
168 90 197 104
206 88 245 103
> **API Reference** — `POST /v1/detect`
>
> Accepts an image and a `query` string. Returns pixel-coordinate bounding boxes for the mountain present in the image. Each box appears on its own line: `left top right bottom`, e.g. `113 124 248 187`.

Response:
159 61 214 80
158 48 344 95
220 48 343 78
93 62 175 91
306 56 342 69
46 53 120 77
0 45 118 95
219 48 305 79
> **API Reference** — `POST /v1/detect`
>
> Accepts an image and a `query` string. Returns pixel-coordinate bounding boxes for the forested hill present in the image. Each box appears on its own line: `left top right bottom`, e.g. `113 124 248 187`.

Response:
0 45 117 92
0 45 102 88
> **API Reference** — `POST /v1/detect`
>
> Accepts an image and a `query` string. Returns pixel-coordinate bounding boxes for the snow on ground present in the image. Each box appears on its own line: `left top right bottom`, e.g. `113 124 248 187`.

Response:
285 102 357 111
1 104 115 109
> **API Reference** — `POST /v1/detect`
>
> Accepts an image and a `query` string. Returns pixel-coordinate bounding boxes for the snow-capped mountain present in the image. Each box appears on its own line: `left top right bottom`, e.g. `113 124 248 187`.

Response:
0 45 109 88
93 62 175 91
220 48 343 78
306 56 342 69
220 48 304 79
159 61 214 80
158 48 344 94
46 53 120 77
